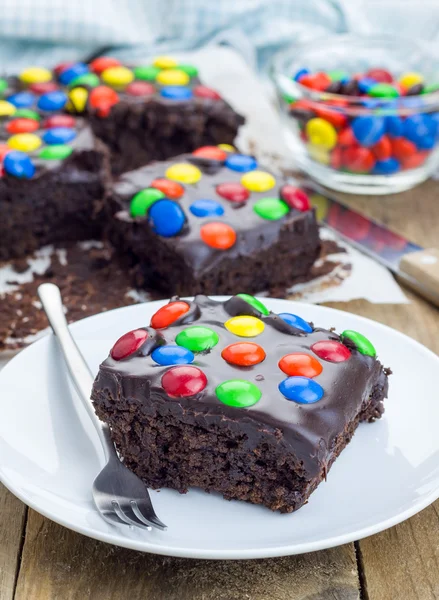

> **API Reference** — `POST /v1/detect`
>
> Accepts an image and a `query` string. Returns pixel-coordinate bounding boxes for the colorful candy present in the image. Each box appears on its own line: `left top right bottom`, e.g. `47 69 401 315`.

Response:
3 151 35 178
189 199 224 217
200 222 236 249
110 328 148 360
373 158 400 175
253 198 289 220
236 293 270 316
279 376 324 404
352 116 385 147
160 86 193 100
175 326 219 352
42 127 76 145
193 85 221 100
134 65 160 81
311 340 351 362
37 91 67 111
221 342 266 366
280 186 311 211
58 63 89 85
7 133 41 152
278 313 312 333
6 118 39 134
216 379 261 407
39 145 73 160
151 345 195 366
29 82 59 95
0 101 16 117
224 315 265 337
278 353 322 378
101 66 134 88
7 92 35 108
225 154 257 172
126 82 155 96
161 366 207 397
150 178 184 199
156 69 190 86
130 188 165 217
165 162 201 184
306 118 337 150
148 199 185 237
216 182 249 203
67 88 88 113
192 146 227 161
89 86 119 115
43 115 75 129
341 330 376 357
150 301 190 329
89 57 121 74
69 73 100 88
19 67 52 84
241 171 276 192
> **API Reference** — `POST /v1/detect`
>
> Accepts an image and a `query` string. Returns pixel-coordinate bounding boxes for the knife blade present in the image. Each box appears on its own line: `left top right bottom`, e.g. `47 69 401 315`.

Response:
296 181 439 307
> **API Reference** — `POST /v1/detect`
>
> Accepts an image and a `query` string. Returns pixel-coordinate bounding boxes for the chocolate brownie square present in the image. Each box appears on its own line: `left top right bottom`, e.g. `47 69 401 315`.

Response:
91 293 389 513
106 146 321 296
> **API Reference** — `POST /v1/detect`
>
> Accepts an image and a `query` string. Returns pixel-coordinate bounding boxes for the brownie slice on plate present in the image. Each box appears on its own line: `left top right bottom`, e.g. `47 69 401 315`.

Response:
91 294 389 513
107 146 321 296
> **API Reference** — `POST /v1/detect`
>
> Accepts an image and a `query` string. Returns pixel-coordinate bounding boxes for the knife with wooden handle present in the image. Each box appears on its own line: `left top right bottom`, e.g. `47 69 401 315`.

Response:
297 182 439 307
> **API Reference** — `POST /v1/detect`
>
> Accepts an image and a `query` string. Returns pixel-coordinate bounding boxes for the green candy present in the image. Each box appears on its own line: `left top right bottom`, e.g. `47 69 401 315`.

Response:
368 83 399 98
130 188 165 217
328 69 348 82
423 83 439 94
14 108 40 121
134 65 160 81
283 93 297 104
216 380 262 408
69 73 100 88
237 293 270 316
177 64 199 77
254 198 289 221
341 330 376 357
0 78 7 95
39 145 73 160
176 326 219 352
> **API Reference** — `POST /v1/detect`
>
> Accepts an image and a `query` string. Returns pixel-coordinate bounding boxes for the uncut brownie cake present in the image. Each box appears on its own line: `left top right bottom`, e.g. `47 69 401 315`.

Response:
92 293 389 513
107 146 320 296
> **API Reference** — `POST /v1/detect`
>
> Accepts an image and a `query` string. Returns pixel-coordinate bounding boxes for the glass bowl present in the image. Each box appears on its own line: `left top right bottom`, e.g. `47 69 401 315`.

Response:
271 35 439 194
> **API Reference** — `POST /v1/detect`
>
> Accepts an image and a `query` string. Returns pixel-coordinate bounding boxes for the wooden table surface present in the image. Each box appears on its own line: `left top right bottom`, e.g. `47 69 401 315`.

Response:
1 179 439 600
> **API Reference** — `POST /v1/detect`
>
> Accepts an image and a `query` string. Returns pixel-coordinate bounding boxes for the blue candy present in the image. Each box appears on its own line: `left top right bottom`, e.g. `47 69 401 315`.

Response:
404 114 438 149
149 199 185 237
151 345 195 366
4 151 35 179
189 199 224 217
373 158 400 175
385 115 403 138
278 312 312 333
42 127 76 145
278 376 324 404
160 86 193 100
7 92 35 108
37 91 68 112
225 154 257 172
352 116 385 147
358 78 377 93
293 68 309 82
58 63 89 85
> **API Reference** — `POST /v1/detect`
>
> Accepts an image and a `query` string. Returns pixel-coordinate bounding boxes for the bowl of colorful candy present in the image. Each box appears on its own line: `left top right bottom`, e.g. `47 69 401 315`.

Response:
271 35 439 194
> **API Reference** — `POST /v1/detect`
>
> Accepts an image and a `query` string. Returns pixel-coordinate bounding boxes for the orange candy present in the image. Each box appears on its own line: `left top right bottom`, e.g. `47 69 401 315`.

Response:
192 146 227 161
6 118 39 134
150 301 190 329
89 86 119 116
221 342 266 367
278 353 323 378
90 57 122 74
200 222 236 250
150 178 184 199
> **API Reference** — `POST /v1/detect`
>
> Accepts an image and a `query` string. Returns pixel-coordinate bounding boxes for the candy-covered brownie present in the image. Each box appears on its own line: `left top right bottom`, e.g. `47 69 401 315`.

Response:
0 86 109 260
107 146 320 296
91 294 389 513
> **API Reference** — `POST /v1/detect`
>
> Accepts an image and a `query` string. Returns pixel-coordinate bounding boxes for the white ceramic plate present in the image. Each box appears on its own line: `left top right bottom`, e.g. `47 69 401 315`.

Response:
1 298 439 559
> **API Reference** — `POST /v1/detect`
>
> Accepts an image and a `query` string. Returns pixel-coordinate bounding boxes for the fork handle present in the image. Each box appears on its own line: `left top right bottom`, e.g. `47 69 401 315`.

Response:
38 283 113 461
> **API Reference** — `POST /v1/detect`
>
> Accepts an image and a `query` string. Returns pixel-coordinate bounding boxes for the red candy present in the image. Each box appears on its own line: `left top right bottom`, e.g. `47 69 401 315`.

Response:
193 85 221 100
150 301 190 329
371 135 392 161
6 118 39 134
192 146 227 161
342 146 375 173
110 328 148 360
29 82 59 95
161 366 207 397
278 353 323 378
365 68 393 83
125 81 155 96
89 85 119 117
311 340 351 363
89 56 122 74
280 185 311 212
221 342 266 367
299 72 331 91
314 105 347 129
331 146 343 170
43 114 76 129
338 128 357 147
53 61 73 75
200 222 237 249
150 178 184 199
390 137 417 161
400 150 429 170
216 182 249 203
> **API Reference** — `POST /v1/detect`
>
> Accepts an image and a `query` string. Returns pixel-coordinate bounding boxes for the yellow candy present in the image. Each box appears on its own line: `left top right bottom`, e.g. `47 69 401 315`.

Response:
241 170 276 192
8 133 41 152
399 72 424 89
101 66 134 88
67 87 88 113
309 193 329 221
0 101 16 117
165 163 202 184
307 144 330 165
306 118 337 150
218 144 235 152
156 69 190 86
19 67 52 84
225 316 265 337
153 56 178 69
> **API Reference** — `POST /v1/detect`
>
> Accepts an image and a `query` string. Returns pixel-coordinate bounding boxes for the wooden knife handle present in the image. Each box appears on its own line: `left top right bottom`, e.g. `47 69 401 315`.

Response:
399 248 439 307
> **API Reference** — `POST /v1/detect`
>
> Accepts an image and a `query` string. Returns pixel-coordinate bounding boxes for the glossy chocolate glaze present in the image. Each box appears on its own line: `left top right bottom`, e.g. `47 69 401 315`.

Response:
95 295 388 476
111 154 320 277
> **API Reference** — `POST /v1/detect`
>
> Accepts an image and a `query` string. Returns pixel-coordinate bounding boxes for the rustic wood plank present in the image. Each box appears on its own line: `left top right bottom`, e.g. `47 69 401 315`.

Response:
0 484 27 600
14 509 360 600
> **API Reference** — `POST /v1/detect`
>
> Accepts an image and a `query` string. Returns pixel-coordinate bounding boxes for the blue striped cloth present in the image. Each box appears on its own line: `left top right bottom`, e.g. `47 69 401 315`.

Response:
0 0 439 72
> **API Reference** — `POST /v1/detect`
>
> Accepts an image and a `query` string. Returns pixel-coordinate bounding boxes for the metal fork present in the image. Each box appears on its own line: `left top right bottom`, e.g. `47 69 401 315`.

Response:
37 283 167 532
